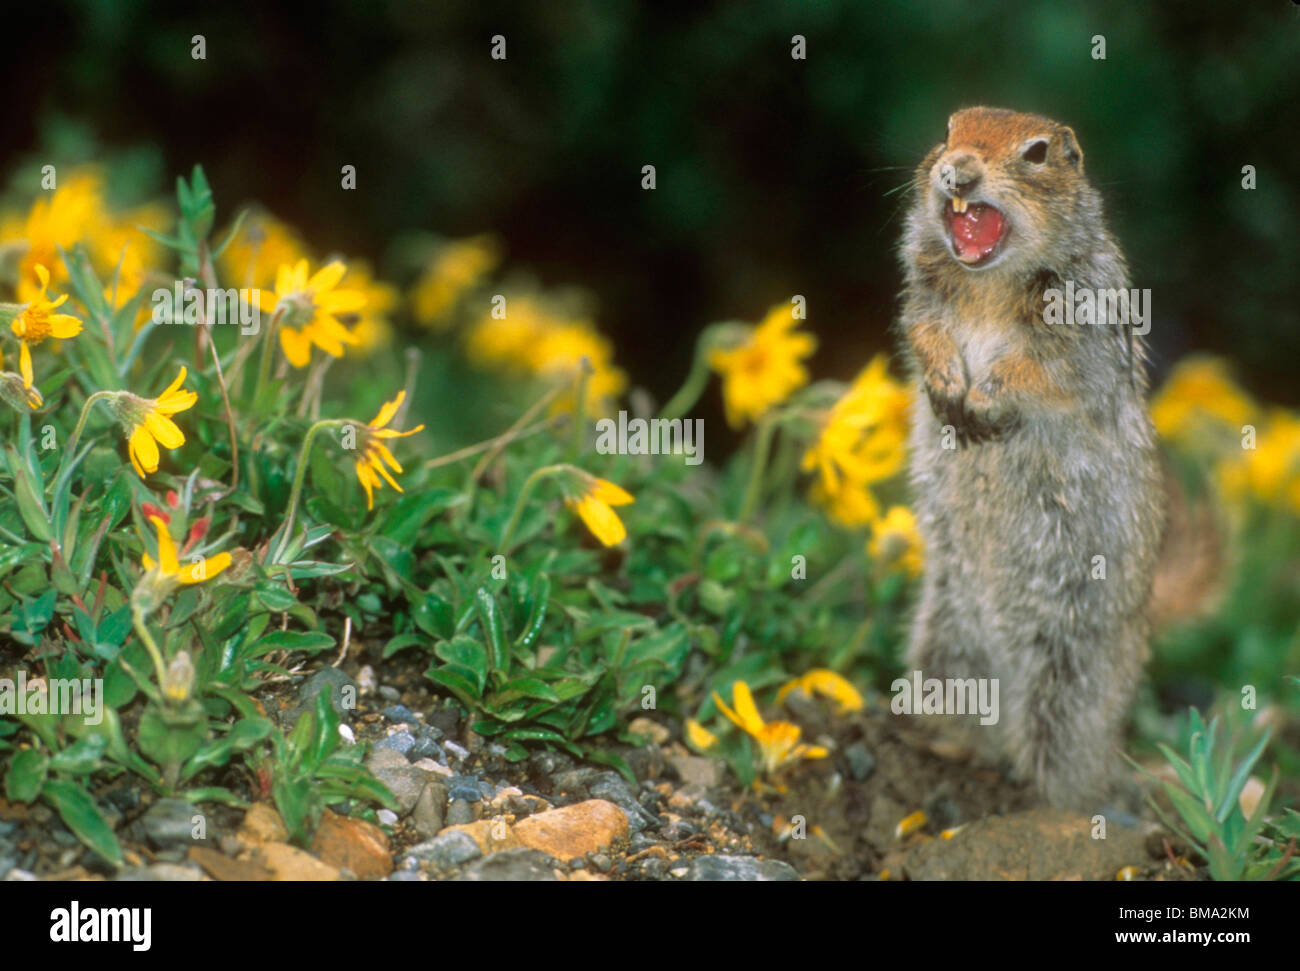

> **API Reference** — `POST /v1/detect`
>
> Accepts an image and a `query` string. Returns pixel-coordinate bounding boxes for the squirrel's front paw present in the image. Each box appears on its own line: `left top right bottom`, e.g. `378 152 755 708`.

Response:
961 382 1020 443
924 366 968 436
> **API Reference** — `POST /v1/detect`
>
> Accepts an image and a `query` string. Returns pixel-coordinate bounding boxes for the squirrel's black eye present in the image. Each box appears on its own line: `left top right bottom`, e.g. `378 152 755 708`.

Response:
1022 139 1048 164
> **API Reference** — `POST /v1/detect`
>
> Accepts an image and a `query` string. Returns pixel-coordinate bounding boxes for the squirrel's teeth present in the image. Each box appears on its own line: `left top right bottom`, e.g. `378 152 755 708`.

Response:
952 196 967 214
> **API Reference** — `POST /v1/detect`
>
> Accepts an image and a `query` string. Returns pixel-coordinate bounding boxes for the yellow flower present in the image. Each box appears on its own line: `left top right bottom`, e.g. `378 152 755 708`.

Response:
685 718 719 752
712 681 829 776
464 294 562 372
868 505 924 577
219 212 308 290
411 235 500 329
3 170 106 298
353 390 424 509
708 304 816 428
9 264 83 388
1150 356 1255 443
529 322 627 416
142 515 231 585
565 472 634 546
1217 408 1300 515
340 261 398 356
803 354 910 527
260 259 366 368
126 367 198 478
776 669 865 714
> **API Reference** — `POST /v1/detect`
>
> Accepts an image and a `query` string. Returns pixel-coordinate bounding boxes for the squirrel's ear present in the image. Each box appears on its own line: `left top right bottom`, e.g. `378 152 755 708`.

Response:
1059 127 1084 171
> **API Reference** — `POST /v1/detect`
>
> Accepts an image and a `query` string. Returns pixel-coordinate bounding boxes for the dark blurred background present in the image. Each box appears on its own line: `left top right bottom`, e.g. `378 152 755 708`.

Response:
5 0 1299 420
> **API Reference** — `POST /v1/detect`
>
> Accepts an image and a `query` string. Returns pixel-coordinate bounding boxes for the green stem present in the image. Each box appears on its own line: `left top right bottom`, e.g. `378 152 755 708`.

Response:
274 418 348 562
499 464 565 555
51 390 117 490
739 416 777 522
251 305 285 406
131 604 170 689
660 331 718 422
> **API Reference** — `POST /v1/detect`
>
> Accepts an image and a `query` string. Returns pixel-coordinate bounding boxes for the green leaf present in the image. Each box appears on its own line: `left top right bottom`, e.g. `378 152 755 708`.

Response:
475 587 507 676
49 734 108 775
434 636 488 693
5 748 49 802
42 778 124 868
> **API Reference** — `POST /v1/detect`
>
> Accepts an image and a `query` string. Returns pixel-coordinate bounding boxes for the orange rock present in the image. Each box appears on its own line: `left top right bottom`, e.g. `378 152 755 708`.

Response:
310 810 392 880
513 800 629 860
189 846 274 881
239 802 289 844
443 818 521 854
256 842 341 881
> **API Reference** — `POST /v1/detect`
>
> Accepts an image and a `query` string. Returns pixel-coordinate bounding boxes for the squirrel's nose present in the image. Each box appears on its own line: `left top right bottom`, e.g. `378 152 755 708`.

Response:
938 152 982 196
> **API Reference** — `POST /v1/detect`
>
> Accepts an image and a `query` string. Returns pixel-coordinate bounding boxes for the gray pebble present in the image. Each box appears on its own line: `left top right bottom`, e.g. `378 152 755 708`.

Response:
407 830 482 867
445 799 475 826
683 855 800 882
844 741 877 782
141 798 200 850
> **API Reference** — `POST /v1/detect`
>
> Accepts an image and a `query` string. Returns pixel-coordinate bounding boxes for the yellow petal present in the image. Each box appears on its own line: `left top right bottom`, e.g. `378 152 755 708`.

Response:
178 551 232 584
729 681 766 736
19 342 34 389
685 719 718 751
129 425 160 476
369 391 405 429
589 477 634 506
280 326 313 368
572 495 626 546
149 514 179 575
35 263 50 290
48 314 83 339
306 260 346 293
144 411 185 450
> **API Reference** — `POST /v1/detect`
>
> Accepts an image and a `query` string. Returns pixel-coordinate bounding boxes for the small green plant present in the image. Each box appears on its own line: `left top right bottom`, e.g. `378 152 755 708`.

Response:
1136 709 1298 880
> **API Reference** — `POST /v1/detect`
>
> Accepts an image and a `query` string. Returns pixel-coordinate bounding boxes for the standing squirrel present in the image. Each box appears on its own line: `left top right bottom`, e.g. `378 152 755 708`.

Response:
897 107 1165 809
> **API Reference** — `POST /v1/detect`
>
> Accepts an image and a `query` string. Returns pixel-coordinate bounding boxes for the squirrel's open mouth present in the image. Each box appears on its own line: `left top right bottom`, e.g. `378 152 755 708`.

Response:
944 198 1008 267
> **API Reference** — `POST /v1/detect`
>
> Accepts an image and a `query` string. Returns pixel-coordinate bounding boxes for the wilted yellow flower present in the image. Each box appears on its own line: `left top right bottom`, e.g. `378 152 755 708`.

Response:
219 212 308 290
712 681 829 776
411 234 499 329
162 651 197 703
529 322 627 416
1217 409 1300 514
776 669 864 714
685 718 718 751
708 304 816 428
803 354 909 528
142 515 231 585
565 472 634 546
121 367 198 477
340 261 398 356
1150 356 1255 443
261 259 366 368
9 264 83 388
868 505 923 577
353 390 425 509
0 369 43 411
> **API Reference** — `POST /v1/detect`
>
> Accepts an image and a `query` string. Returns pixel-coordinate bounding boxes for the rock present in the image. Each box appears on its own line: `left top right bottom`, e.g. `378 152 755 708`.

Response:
448 776 483 803
408 733 444 761
412 758 453 778
257 842 341 881
843 741 876 782
297 668 358 720
443 740 470 763
901 809 1156 881
513 800 629 860
628 717 671 745
141 798 200 850
239 803 289 844
412 783 448 838
445 799 475 826
408 830 483 868
922 785 963 832
440 819 520 856
378 685 401 702
382 705 419 724
528 750 572 776
589 773 657 833
683 855 800 881
424 707 461 737
188 846 273 881
376 809 399 827
337 724 356 745
623 745 665 781
369 766 429 815
456 849 557 882
365 746 411 772
357 665 377 695
665 753 726 788
310 810 392 880
553 767 600 794
3 869 37 881
374 731 416 757
388 870 422 881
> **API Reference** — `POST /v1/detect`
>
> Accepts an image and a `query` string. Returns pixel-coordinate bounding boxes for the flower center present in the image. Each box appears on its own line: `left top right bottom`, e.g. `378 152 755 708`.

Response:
14 304 53 344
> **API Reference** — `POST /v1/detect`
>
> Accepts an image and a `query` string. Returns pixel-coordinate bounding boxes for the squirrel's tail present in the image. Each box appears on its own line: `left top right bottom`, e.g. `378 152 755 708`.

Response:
1148 453 1224 630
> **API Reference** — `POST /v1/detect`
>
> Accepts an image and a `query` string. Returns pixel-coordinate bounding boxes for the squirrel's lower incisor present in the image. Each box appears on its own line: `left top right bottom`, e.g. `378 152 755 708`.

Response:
898 107 1165 808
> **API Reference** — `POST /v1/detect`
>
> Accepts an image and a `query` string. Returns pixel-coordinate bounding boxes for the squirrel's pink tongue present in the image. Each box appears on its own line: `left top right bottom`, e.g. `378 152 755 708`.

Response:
951 204 1005 262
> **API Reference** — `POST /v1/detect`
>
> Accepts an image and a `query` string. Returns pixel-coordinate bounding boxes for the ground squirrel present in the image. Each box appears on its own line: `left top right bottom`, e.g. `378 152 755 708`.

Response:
897 107 1165 809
